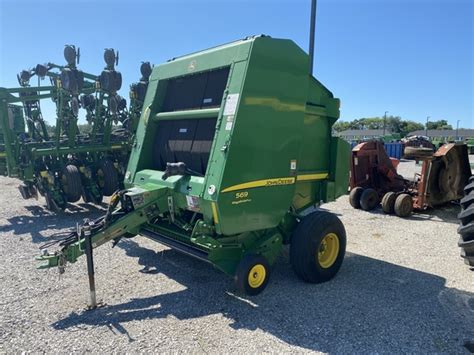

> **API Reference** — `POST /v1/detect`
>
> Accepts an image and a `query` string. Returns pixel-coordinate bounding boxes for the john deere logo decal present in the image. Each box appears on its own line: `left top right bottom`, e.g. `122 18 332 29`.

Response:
188 60 197 72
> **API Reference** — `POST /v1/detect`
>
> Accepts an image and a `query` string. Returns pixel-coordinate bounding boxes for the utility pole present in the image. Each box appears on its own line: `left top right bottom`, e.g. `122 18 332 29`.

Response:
383 111 388 136
456 119 460 141
425 116 430 137
308 0 318 75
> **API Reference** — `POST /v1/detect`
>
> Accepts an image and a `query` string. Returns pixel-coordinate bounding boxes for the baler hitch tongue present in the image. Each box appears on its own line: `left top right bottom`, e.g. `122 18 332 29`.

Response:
34 190 153 272
34 218 93 272
35 252 63 270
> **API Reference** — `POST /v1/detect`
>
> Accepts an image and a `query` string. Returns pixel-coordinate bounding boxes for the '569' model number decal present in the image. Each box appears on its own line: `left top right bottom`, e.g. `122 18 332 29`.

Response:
235 191 249 199
232 191 251 205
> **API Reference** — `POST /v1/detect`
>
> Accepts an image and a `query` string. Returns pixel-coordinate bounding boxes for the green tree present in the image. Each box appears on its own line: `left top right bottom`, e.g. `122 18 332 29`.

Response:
426 119 452 130
399 120 424 137
44 121 56 137
333 120 351 132
77 123 92 134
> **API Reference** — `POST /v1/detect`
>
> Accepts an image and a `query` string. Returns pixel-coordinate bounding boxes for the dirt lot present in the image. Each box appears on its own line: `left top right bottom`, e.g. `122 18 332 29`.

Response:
0 160 473 353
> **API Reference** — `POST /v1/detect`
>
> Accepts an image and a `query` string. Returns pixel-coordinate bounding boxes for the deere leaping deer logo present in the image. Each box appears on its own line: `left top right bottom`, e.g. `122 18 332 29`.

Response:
188 60 197 72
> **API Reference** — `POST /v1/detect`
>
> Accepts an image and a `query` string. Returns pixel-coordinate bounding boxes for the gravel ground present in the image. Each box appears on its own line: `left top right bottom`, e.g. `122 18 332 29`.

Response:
0 160 473 353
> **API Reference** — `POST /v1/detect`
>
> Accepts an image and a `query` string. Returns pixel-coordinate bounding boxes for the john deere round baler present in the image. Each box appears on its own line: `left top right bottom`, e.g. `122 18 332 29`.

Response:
38 36 350 299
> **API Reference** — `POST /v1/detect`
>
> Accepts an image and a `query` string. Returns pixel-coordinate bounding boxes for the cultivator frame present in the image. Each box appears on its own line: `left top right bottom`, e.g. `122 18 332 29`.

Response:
0 46 151 211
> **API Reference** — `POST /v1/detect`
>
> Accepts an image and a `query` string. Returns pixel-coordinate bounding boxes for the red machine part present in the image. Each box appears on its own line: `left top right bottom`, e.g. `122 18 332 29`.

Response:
349 141 472 217
349 140 405 195
423 143 472 208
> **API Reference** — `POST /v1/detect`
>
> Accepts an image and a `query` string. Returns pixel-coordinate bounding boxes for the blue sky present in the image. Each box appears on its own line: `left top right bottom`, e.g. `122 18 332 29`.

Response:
0 0 472 128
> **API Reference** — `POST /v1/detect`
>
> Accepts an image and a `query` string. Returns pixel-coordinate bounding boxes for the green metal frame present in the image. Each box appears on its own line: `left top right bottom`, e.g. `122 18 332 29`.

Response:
0 51 145 209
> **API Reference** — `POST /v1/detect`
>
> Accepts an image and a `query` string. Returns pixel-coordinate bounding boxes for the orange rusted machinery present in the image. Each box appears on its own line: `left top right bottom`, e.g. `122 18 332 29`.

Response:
349 140 472 217
349 140 406 194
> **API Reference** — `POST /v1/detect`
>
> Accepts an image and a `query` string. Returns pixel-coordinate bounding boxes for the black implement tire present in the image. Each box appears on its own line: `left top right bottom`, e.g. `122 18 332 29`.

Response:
458 178 474 266
360 188 379 211
234 254 270 296
349 187 364 209
97 159 119 197
459 239 474 267
464 181 474 195
394 193 413 217
290 211 346 283
404 146 433 159
61 165 82 203
381 192 397 214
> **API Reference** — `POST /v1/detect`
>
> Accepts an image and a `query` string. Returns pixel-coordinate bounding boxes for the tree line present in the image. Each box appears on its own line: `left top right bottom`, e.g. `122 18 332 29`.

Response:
333 116 453 137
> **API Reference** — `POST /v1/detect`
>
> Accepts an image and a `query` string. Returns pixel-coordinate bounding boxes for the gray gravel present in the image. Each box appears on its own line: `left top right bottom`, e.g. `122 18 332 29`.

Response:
0 160 473 353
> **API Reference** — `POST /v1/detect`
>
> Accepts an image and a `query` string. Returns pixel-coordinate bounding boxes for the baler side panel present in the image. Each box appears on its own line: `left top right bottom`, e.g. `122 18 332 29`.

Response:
291 69 343 210
217 38 308 235
326 137 350 201
125 42 252 188
125 78 161 186
292 109 330 210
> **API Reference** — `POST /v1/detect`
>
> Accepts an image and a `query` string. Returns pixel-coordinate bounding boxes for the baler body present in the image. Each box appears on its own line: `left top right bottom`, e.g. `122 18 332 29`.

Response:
121 36 348 271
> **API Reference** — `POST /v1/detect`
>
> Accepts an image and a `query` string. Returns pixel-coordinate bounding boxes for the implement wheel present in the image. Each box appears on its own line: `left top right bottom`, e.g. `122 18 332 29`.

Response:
360 188 379 211
349 187 364 209
394 193 413 217
234 254 270 296
290 211 346 283
97 159 119 197
381 192 397 214
61 165 82 203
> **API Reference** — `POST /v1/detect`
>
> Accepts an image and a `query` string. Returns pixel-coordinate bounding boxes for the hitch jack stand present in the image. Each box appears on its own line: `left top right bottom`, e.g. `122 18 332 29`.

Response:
83 223 97 310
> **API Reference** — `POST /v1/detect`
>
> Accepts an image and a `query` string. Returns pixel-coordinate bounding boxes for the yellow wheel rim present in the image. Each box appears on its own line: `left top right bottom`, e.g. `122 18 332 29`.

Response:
317 233 340 269
248 264 266 288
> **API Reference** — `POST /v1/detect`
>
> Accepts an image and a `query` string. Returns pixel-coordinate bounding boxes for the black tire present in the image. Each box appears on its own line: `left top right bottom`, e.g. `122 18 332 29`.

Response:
459 239 474 267
234 254 270 296
97 159 119 197
360 188 379 211
61 165 82 203
463 181 474 196
349 187 364 209
458 178 474 266
394 193 413 217
458 222 474 241
381 192 397 214
290 211 346 283
404 146 433 159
